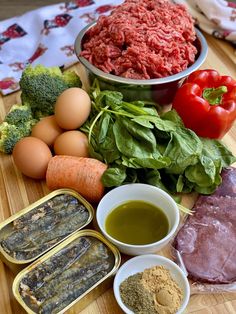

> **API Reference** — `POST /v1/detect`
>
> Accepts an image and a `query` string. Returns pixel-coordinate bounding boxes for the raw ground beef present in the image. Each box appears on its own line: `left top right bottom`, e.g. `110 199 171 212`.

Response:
174 167 236 284
81 0 197 79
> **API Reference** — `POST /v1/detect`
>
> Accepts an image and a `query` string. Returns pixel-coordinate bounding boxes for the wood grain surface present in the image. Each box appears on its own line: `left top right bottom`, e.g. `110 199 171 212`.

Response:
0 33 236 314
0 0 60 21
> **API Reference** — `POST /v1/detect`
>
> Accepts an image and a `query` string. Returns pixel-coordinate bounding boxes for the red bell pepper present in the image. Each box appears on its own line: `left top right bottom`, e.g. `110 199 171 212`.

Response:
172 69 236 139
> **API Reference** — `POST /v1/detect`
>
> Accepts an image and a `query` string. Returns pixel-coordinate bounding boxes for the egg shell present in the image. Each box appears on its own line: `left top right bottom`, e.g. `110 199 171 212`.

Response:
54 130 89 157
31 115 63 146
55 87 91 130
13 137 53 179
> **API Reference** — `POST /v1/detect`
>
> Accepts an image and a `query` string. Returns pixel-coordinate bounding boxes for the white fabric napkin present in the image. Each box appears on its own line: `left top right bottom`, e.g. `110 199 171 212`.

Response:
0 0 123 95
175 0 236 43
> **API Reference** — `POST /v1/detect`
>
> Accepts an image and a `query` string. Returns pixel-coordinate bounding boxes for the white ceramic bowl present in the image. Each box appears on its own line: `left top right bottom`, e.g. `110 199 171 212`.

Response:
96 183 179 255
113 254 190 314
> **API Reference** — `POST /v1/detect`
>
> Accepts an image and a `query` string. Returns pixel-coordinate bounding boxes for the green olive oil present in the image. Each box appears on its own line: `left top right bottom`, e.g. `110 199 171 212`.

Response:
105 200 169 245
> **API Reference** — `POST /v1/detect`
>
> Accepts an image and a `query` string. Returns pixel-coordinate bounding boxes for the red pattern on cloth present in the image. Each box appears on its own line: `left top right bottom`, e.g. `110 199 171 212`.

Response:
0 0 122 95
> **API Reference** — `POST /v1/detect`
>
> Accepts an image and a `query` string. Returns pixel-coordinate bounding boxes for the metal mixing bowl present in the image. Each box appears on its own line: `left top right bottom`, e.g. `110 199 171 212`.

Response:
75 22 208 105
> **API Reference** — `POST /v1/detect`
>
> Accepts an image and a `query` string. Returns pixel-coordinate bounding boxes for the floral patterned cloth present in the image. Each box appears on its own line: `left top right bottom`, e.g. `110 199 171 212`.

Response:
1 0 236 95
175 0 236 44
0 0 123 95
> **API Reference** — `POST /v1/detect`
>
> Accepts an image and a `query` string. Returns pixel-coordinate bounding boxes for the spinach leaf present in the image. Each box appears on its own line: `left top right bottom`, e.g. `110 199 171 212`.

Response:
143 169 167 190
96 90 123 109
164 127 202 174
87 82 236 196
201 138 236 166
184 139 235 193
98 112 111 143
120 117 157 150
121 155 170 169
141 107 159 116
185 156 222 194
161 109 184 126
130 101 145 107
131 114 177 132
176 175 184 193
185 157 216 188
178 177 195 193
121 101 157 116
88 137 104 161
142 169 181 202
153 118 177 132
113 119 156 158
102 165 127 187
131 116 155 128
100 138 120 163
125 168 138 183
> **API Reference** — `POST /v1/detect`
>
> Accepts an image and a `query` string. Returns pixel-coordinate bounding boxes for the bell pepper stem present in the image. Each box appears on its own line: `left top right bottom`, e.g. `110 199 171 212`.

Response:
203 86 228 105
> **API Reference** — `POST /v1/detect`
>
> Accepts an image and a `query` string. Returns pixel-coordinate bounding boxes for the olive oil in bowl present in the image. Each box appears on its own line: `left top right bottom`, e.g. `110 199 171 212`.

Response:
105 200 169 245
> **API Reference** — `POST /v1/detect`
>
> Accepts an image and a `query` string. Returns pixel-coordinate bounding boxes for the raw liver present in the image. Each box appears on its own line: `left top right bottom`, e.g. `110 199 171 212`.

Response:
174 167 236 284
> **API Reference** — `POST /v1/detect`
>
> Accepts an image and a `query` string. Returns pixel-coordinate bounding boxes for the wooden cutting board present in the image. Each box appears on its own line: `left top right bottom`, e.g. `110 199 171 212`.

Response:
0 33 236 314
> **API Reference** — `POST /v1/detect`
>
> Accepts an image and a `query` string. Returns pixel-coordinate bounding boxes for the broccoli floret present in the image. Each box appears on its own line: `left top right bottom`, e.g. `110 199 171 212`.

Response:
0 103 38 154
17 119 38 137
63 70 82 87
5 104 33 125
19 64 82 117
0 118 37 154
0 122 22 154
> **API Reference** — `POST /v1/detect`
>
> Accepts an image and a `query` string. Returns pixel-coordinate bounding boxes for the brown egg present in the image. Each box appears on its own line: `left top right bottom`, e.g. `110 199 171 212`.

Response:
54 131 89 157
55 87 91 130
31 115 63 146
13 137 52 179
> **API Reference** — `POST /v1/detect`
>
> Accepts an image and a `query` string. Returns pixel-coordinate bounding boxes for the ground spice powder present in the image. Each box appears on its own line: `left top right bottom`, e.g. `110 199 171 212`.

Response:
120 273 157 314
141 265 183 314
119 265 183 314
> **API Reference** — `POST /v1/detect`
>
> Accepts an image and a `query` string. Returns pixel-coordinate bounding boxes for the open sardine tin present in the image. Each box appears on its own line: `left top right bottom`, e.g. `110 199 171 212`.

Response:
13 229 121 314
0 189 94 273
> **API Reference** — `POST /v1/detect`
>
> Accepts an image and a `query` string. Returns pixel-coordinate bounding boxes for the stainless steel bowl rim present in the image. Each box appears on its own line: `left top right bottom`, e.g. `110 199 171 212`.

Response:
75 21 208 86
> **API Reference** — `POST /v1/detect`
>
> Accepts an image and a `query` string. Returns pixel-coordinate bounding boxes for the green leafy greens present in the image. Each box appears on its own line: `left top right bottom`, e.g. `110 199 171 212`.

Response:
81 80 236 195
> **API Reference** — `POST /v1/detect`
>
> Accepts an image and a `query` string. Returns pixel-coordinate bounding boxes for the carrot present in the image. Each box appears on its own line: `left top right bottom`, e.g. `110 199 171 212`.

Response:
46 155 107 203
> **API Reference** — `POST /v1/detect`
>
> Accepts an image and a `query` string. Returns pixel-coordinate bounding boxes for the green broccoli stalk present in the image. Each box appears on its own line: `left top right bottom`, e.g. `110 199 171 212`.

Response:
5 103 33 125
19 65 82 117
